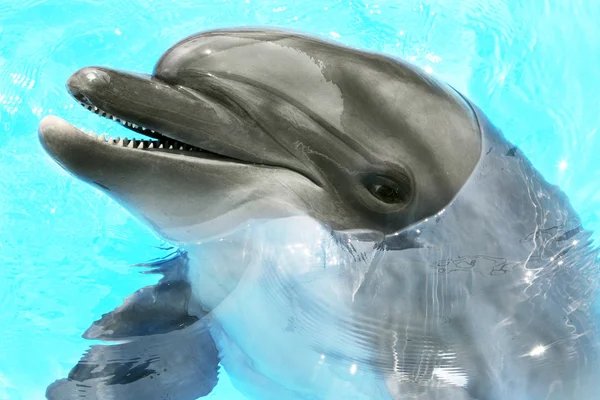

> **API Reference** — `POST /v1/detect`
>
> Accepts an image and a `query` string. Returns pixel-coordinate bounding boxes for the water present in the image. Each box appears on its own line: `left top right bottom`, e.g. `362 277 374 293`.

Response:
1 0 600 399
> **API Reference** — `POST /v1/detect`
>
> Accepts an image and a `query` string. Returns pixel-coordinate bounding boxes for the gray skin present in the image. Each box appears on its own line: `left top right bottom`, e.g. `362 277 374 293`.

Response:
38 28 600 400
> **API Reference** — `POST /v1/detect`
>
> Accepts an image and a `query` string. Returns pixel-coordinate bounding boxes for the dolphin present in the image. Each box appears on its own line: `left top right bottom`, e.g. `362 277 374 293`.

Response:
38 28 600 400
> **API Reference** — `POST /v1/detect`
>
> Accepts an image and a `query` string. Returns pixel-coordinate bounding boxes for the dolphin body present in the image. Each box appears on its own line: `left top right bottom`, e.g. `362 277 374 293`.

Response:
38 28 600 399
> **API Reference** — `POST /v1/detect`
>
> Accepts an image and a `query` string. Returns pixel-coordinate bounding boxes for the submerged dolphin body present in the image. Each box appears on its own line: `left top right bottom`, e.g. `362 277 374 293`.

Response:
38 29 599 399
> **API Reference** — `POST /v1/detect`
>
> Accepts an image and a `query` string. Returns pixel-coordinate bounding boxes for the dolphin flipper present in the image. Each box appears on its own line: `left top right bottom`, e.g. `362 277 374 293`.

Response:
85 252 203 340
83 279 199 340
46 253 220 399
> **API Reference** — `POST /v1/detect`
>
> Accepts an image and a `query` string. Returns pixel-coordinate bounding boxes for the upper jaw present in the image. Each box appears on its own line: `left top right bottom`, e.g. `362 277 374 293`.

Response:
65 90 207 154
63 66 256 160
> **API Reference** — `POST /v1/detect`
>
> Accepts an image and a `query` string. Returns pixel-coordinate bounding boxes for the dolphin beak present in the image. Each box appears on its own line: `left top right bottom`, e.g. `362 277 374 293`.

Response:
60 67 274 164
66 67 112 106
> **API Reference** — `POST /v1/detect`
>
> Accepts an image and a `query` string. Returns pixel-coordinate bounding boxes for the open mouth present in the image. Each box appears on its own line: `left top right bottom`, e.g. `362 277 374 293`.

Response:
40 66 319 186
74 99 206 154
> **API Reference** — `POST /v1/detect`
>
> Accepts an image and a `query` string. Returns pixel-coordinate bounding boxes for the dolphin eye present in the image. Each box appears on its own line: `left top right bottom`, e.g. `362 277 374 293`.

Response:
365 175 412 205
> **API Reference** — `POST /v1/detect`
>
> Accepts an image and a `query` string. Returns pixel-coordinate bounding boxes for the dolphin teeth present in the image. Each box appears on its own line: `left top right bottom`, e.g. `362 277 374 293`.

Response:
169 145 173 150
93 106 98 112
137 142 144 149
159 143 164 149
127 140 134 148
98 134 106 141
149 143 155 149
141 127 147 131
131 124 138 129
179 146 184 150
117 138 124 146
108 136 113 143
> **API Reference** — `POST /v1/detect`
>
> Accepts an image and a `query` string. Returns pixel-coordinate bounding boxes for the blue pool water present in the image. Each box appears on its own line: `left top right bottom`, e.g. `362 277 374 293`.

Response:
1 0 600 399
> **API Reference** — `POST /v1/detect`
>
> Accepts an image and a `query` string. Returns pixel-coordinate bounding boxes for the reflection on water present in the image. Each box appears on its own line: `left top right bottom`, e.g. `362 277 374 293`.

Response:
2 0 600 399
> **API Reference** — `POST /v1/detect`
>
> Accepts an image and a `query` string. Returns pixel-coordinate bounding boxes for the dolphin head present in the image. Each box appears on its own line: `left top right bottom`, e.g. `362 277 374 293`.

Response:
38 28 482 243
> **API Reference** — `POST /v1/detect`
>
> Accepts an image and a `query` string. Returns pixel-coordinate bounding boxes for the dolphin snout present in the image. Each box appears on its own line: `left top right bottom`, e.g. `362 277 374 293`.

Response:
66 67 111 105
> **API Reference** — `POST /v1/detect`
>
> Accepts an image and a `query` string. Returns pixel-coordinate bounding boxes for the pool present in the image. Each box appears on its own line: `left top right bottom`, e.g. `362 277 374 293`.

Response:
2 0 600 399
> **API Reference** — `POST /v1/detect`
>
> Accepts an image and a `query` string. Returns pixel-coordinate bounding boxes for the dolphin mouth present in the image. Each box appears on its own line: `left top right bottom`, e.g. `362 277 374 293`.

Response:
38 110 241 164
47 96 247 162
71 99 207 155
38 67 250 163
